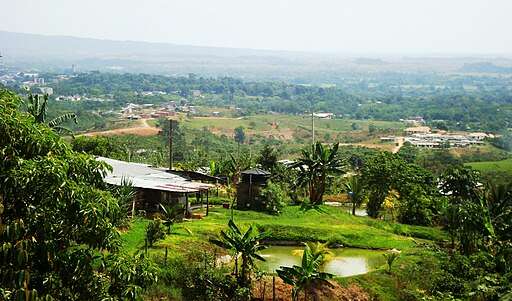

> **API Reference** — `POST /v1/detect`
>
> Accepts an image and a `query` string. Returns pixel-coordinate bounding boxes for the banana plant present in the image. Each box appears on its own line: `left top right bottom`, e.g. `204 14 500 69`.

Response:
276 244 334 301
159 203 182 234
26 93 77 133
210 219 267 287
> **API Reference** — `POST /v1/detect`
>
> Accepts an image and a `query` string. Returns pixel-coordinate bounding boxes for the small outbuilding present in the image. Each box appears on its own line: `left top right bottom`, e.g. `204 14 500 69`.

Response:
236 169 271 210
97 157 213 217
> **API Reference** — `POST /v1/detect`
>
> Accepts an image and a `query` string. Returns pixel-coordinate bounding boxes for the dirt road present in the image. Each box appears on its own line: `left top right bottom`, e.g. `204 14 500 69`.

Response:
81 119 161 137
392 137 405 153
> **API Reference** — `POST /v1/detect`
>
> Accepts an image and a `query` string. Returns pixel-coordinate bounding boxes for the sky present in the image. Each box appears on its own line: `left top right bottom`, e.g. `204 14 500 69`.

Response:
1 0 511 55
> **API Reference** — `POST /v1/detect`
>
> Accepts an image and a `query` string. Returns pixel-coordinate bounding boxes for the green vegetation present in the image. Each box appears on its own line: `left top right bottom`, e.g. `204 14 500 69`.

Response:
276 243 334 301
121 206 446 256
466 157 512 173
0 89 157 300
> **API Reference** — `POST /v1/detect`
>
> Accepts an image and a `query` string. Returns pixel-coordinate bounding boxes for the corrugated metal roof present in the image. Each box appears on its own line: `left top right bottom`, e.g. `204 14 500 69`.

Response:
97 157 213 193
241 168 271 176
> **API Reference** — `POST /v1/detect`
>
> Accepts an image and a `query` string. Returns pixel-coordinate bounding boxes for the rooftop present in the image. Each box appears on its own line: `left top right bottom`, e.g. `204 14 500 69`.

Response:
97 157 212 193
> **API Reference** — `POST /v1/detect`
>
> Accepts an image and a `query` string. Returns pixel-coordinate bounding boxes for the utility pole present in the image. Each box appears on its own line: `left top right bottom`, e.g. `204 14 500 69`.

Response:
168 119 174 171
311 109 315 145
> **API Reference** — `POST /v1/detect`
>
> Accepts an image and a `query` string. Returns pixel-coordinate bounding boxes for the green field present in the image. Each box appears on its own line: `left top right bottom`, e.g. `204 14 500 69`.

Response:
465 158 512 173
121 205 446 257
184 114 404 134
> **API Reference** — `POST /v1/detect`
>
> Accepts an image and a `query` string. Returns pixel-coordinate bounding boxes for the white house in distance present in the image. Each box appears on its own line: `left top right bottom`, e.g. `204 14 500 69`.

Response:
313 112 334 119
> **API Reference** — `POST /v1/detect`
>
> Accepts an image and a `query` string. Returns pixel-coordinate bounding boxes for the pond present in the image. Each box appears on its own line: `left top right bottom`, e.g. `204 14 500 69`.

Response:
258 246 385 277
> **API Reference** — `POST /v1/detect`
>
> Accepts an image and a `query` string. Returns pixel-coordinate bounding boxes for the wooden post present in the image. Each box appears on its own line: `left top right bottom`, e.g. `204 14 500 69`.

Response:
185 193 189 218
131 199 136 219
272 276 276 301
168 119 174 171
206 189 209 216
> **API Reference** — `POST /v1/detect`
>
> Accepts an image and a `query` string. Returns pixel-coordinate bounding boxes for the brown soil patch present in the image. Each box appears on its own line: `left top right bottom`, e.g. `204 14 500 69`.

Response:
82 127 160 137
252 276 369 301
81 119 161 137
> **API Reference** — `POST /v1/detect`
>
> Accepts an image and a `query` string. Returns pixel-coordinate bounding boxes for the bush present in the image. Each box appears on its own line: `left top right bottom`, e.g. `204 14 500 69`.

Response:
159 255 241 301
145 219 166 247
260 181 288 215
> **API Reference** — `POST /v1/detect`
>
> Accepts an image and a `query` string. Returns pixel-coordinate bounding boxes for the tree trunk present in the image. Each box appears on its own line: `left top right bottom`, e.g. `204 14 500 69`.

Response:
234 255 239 278
352 202 356 215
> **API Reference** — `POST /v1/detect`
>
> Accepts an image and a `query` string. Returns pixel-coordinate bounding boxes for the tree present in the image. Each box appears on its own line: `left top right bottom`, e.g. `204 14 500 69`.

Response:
362 152 399 218
211 220 267 287
291 142 345 206
0 89 155 299
234 126 246 145
26 93 78 133
344 176 366 215
276 244 334 301
368 123 377 135
440 166 488 254
257 144 279 171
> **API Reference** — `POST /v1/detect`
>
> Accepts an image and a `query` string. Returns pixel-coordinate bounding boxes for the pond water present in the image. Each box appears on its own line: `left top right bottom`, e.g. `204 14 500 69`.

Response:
258 246 385 277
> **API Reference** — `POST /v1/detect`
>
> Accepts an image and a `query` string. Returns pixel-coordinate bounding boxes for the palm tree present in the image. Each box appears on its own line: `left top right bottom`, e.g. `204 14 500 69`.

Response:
211 219 267 287
344 176 366 215
26 93 77 133
159 203 182 234
276 244 334 301
291 142 344 206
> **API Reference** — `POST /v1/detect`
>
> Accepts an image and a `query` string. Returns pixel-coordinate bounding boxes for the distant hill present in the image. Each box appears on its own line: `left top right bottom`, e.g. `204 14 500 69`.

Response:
0 31 316 77
353 58 387 65
2 31 512 78
460 62 512 73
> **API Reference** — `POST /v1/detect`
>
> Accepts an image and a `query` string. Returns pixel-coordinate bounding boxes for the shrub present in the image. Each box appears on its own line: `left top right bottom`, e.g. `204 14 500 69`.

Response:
145 219 166 247
260 181 288 215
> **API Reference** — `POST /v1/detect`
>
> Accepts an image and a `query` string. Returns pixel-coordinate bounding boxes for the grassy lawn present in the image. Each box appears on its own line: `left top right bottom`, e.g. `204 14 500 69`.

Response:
466 157 512 173
120 205 446 257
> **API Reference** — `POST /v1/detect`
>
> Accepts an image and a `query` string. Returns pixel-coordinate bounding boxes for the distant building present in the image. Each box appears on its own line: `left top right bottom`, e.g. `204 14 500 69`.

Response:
38 87 53 96
313 112 334 119
380 136 396 142
191 90 202 97
468 132 490 140
405 126 431 135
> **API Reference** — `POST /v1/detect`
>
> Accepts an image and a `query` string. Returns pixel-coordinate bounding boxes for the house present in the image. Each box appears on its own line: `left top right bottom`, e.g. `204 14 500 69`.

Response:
468 132 489 140
313 112 334 119
98 157 213 216
405 126 431 135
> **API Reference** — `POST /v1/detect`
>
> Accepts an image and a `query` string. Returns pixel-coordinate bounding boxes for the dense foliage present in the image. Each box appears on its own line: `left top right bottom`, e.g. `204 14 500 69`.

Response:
0 89 156 300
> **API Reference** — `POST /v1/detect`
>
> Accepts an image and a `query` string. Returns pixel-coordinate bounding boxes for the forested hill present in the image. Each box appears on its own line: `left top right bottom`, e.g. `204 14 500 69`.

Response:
50 72 512 131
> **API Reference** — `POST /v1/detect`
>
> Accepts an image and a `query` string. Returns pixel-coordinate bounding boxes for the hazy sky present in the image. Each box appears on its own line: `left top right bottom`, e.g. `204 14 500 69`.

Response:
1 0 511 54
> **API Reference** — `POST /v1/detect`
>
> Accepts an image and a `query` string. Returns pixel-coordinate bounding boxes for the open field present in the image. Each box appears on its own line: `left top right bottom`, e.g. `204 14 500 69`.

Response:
466 158 512 173
185 115 404 137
